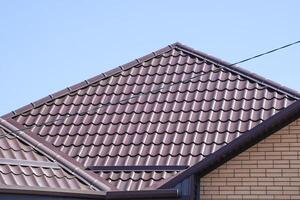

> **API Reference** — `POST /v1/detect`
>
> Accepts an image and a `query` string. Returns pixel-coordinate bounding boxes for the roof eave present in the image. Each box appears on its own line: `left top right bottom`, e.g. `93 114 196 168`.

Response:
0 185 106 199
106 189 179 200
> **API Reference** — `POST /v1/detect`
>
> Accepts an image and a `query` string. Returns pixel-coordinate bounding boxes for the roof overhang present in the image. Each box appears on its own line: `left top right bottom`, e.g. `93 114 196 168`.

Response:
0 185 106 199
0 185 179 200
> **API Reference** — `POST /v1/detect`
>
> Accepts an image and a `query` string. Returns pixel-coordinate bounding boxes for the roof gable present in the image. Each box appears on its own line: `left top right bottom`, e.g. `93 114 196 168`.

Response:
3 42 299 191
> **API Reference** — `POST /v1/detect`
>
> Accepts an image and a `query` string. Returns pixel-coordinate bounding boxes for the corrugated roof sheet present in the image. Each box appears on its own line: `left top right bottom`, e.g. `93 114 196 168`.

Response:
4 43 299 190
0 124 92 191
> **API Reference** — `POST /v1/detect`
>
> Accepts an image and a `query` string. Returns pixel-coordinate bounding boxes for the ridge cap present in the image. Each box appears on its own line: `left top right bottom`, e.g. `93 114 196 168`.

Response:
173 42 300 99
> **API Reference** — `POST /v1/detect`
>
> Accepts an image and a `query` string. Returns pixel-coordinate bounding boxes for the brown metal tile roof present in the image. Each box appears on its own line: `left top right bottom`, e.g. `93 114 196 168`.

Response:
3 42 299 191
96 171 179 191
0 122 92 191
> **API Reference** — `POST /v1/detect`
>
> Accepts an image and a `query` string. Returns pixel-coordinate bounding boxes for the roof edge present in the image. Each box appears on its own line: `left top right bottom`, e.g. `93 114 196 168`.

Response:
154 99 300 189
173 42 300 99
0 185 105 199
0 118 117 191
3 42 299 119
106 189 179 200
1 43 177 119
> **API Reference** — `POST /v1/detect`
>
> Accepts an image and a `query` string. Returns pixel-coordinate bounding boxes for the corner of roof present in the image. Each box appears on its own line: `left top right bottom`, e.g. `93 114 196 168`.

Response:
0 118 117 192
153 99 300 189
172 42 300 99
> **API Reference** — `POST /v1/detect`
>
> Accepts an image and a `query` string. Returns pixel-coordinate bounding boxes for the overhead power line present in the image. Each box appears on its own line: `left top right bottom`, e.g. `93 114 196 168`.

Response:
1 40 300 138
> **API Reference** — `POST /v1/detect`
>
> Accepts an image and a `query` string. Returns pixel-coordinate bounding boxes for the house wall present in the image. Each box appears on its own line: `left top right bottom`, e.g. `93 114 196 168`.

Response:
200 118 300 199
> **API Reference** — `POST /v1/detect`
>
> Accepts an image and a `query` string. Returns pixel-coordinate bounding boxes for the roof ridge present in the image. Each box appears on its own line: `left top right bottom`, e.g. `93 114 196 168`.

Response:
173 42 300 99
3 42 299 119
0 118 117 191
1 43 177 119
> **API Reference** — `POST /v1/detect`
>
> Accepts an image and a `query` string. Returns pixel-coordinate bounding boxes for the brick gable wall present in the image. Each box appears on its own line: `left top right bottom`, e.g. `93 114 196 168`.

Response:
200 118 300 199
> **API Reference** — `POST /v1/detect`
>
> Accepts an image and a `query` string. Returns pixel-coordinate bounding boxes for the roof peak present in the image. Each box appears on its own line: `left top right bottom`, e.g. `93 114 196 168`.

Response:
2 42 299 119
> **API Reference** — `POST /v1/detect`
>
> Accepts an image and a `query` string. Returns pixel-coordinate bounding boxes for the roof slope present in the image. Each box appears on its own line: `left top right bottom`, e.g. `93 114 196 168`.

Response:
0 120 91 192
3 42 299 191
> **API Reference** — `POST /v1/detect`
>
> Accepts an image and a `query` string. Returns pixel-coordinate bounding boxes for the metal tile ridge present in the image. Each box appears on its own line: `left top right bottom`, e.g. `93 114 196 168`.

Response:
0 158 60 169
2 44 176 119
153 100 300 189
0 118 117 191
173 42 300 100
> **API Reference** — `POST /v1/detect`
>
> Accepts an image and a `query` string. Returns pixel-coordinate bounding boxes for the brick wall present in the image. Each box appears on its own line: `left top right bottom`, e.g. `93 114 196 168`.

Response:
200 118 300 199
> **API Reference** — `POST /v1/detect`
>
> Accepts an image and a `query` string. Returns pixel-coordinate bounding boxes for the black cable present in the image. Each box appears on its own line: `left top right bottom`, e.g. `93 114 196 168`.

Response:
1 40 300 138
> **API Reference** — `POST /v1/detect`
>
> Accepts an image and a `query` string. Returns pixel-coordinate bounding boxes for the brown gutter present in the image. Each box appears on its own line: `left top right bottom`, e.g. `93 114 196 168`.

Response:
156 100 300 189
0 118 117 191
0 185 106 199
106 189 179 199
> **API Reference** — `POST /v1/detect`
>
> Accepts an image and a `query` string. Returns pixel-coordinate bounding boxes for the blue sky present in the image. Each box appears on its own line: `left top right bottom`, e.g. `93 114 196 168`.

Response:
0 1 299 115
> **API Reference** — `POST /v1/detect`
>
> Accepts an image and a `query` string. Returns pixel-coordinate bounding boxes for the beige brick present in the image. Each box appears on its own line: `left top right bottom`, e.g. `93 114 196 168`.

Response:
234 190 250 195
290 177 300 181
282 186 299 191
250 190 266 195
200 119 300 199
241 164 257 169
258 177 273 182
283 190 300 195
274 195 290 199
290 160 300 168
199 194 211 199
235 186 250 191
243 195 259 199
226 195 243 199
219 186 234 191
274 177 290 186
234 169 249 173
266 169 281 173
258 181 274 186
273 160 289 169
290 181 300 186
219 190 233 195
291 196 300 200
250 186 266 191
266 190 283 195
257 195 274 199
257 160 273 165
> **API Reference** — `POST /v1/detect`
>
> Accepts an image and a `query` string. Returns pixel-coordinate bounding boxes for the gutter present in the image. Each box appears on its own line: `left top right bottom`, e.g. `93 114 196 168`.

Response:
106 189 179 199
0 185 178 200
157 100 300 188
0 118 116 191
0 185 106 199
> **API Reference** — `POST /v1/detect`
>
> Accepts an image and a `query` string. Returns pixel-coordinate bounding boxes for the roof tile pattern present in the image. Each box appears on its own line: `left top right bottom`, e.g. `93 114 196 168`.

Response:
0 127 91 191
10 46 297 190
97 171 178 191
